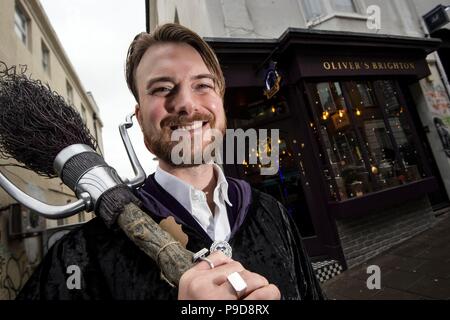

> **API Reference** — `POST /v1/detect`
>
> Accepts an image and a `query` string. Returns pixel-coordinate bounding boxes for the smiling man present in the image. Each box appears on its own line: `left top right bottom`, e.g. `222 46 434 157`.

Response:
16 23 323 300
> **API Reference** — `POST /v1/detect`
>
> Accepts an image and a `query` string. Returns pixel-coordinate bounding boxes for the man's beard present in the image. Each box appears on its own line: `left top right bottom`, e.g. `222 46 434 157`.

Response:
145 112 226 167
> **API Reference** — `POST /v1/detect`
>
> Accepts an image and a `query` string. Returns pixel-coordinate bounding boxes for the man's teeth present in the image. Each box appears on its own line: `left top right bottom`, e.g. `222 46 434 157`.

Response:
177 121 204 130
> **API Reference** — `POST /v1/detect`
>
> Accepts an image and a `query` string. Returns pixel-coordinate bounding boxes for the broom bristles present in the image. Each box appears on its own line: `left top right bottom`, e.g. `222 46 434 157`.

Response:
0 62 98 177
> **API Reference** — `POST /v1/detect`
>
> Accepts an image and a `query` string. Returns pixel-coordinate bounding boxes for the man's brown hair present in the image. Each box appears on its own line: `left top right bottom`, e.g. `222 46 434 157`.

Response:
125 23 225 102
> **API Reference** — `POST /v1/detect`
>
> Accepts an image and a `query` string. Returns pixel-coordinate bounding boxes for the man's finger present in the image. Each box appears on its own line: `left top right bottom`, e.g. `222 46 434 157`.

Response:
243 284 281 300
220 270 269 298
191 250 232 271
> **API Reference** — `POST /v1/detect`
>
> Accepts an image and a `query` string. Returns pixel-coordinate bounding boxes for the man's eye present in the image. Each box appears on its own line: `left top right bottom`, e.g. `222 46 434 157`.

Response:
150 87 173 96
195 83 214 92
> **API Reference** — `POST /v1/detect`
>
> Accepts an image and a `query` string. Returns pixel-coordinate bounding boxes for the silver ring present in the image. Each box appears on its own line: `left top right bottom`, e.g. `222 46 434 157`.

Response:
198 256 215 269
227 271 247 299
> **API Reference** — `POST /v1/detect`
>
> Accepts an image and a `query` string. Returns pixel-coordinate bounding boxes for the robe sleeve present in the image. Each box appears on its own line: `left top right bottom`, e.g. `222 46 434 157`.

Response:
16 226 111 300
276 201 326 300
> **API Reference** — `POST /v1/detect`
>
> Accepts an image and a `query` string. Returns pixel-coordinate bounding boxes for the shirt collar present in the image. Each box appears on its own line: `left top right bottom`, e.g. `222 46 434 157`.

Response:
213 163 232 207
154 164 232 213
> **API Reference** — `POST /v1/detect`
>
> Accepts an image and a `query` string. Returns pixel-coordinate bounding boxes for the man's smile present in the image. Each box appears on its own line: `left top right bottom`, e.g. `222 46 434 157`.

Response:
169 120 209 131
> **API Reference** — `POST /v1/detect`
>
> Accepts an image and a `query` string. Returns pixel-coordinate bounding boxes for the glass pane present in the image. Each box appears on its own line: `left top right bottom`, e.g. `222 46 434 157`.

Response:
375 80 426 182
309 82 372 200
226 87 289 128
226 86 316 236
332 0 356 13
43 51 50 72
14 8 27 45
242 130 316 237
345 80 407 191
302 0 323 21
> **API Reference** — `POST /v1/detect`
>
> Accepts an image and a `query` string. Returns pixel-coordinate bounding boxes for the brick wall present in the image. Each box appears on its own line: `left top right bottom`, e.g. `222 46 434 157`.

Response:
336 196 436 268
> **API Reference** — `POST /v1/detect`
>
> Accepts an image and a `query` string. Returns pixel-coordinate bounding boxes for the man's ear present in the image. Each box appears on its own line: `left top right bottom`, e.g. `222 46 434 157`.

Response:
135 104 143 129
135 104 155 154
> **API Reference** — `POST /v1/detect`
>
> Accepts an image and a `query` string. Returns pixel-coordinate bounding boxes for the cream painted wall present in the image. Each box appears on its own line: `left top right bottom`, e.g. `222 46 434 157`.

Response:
148 0 424 38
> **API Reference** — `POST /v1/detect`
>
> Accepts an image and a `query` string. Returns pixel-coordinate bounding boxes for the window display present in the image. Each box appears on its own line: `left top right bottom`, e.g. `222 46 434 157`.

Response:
308 79 426 201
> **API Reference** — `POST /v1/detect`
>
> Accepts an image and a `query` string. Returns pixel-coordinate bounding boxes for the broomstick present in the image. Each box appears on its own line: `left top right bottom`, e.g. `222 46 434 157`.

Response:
0 62 194 286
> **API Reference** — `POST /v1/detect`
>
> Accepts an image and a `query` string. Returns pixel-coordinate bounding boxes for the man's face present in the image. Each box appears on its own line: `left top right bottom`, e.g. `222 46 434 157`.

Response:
135 42 226 166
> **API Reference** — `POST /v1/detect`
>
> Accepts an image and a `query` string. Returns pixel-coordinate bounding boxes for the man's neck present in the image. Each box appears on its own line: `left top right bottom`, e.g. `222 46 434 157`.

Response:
159 161 217 196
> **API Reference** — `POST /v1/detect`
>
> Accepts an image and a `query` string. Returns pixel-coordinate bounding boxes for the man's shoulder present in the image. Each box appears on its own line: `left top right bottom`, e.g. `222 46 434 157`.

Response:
49 217 116 254
249 187 283 210
245 187 291 228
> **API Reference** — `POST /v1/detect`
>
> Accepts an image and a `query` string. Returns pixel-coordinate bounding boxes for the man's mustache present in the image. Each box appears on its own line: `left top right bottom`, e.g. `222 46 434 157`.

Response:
160 113 214 129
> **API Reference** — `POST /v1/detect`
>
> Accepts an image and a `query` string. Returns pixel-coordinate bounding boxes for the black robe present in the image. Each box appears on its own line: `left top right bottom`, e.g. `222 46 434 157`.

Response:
16 175 324 300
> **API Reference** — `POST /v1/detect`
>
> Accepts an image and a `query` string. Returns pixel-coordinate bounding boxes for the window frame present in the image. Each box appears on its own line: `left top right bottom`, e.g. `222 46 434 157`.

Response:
41 40 51 75
14 3 29 48
66 80 74 106
81 103 87 124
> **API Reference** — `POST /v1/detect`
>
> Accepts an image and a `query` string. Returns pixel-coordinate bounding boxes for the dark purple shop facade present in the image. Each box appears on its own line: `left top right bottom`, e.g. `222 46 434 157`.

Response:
207 29 446 270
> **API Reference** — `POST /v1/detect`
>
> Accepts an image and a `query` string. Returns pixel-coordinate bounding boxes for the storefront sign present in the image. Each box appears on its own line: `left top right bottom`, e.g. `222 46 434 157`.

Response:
322 61 416 72
298 55 430 78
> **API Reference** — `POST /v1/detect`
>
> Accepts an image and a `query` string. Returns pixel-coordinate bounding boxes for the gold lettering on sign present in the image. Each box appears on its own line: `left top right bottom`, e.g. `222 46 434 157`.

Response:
320 60 417 72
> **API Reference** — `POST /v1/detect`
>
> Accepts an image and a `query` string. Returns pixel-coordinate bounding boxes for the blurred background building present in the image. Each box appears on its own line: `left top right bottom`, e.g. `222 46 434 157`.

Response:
0 0 103 299
146 0 450 276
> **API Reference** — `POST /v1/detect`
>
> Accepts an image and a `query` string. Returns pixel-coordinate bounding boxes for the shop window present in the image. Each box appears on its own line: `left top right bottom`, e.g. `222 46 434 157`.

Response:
374 80 425 182
307 79 426 201
309 81 370 200
227 87 290 129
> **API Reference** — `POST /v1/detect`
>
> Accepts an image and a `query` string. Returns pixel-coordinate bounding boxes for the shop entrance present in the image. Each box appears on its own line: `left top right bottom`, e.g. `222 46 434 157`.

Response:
223 85 320 252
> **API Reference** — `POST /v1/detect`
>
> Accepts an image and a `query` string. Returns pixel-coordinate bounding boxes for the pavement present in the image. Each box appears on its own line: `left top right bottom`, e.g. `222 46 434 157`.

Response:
321 209 450 300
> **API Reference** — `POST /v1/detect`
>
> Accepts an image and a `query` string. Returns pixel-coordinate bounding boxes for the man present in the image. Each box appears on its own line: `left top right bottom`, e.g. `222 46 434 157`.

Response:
17 23 323 300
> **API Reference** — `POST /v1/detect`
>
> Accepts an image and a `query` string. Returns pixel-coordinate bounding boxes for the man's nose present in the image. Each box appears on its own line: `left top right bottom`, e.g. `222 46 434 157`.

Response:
166 85 195 116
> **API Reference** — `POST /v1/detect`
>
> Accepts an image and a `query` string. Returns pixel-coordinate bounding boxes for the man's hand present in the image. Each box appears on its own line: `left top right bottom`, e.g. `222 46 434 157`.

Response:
178 251 281 300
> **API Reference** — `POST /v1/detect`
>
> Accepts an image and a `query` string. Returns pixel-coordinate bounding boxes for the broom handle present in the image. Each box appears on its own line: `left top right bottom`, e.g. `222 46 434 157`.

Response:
117 202 194 287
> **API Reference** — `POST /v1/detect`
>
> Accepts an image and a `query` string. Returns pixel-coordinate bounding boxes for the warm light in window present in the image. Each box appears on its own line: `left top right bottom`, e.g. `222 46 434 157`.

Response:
371 166 379 175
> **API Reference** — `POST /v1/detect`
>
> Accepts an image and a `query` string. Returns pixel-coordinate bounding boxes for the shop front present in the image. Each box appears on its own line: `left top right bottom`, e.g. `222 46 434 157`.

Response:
208 29 443 269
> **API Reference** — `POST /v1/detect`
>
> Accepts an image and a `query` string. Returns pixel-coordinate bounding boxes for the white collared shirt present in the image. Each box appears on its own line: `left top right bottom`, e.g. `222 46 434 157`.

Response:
154 164 232 241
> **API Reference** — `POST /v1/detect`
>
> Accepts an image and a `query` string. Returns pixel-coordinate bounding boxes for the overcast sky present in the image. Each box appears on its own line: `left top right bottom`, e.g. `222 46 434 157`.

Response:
40 0 158 179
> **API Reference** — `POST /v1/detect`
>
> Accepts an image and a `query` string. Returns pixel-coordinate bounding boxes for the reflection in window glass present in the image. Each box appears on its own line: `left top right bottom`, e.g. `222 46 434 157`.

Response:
375 80 425 182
